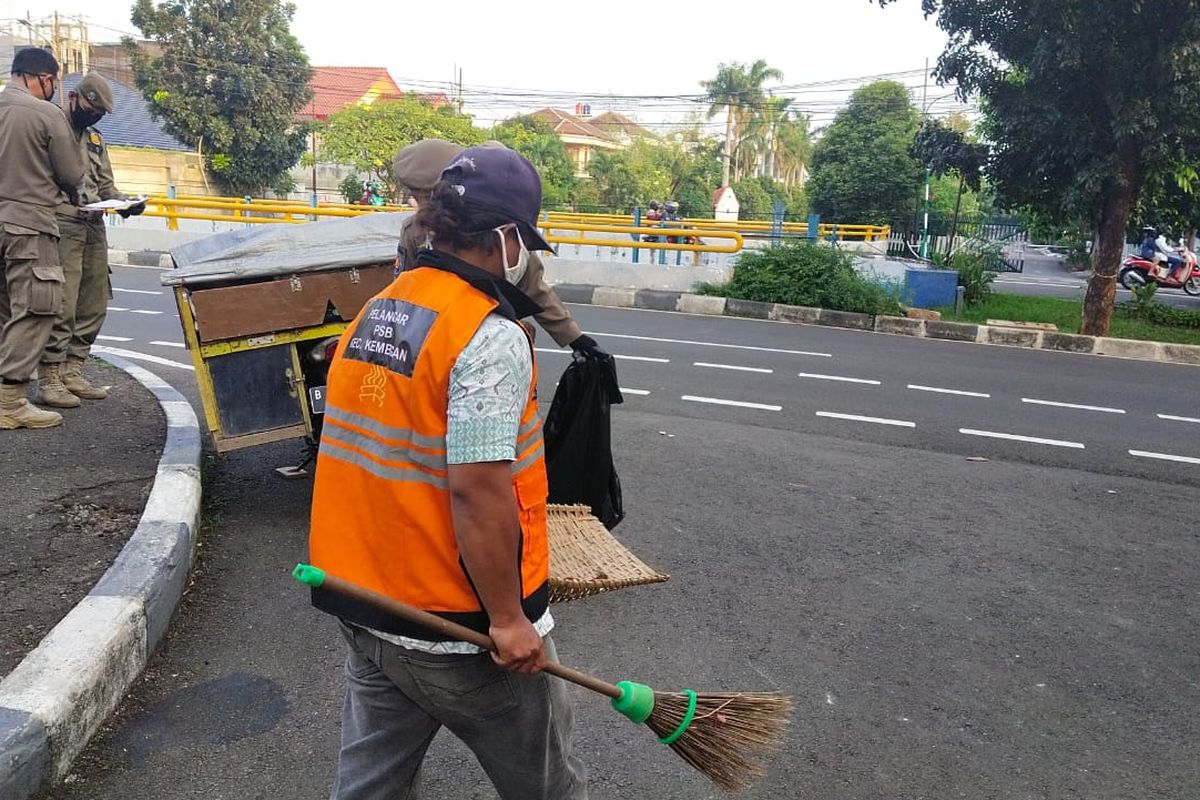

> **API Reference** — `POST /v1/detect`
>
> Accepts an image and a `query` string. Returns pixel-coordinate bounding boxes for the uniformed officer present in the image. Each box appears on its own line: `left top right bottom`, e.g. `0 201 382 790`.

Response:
0 48 85 430
391 139 607 358
37 72 146 408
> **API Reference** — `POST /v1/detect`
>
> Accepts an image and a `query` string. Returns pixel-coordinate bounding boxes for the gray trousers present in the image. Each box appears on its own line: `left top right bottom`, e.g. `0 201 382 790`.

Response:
44 216 110 363
0 224 63 383
332 622 588 800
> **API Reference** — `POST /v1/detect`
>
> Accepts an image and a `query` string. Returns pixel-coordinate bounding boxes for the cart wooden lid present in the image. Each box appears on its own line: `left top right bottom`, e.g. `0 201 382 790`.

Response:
547 504 669 603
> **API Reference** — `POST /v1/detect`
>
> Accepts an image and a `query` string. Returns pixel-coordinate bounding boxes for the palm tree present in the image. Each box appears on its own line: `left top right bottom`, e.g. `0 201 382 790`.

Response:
701 63 747 188
774 113 813 187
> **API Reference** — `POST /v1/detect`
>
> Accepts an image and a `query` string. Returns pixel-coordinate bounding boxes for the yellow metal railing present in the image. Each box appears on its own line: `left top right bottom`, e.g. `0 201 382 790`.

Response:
127 193 887 244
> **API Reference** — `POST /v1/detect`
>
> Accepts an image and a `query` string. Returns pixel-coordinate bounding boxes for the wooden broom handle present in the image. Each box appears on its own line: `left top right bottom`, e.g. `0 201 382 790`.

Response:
321 572 623 699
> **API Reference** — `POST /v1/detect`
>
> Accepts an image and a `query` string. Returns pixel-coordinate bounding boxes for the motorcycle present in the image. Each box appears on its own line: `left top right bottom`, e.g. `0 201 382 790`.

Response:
1119 242 1200 296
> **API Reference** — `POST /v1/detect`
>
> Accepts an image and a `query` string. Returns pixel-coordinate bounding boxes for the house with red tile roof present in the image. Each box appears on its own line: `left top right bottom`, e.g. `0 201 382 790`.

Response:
298 67 450 122
531 107 623 176
589 111 653 146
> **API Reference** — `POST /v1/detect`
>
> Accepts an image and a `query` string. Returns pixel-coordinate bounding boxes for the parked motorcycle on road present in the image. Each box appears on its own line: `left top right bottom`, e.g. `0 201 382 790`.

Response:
1119 241 1200 296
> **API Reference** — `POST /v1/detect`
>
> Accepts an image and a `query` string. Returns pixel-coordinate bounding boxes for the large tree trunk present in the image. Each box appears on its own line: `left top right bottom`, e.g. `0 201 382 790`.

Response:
722 106 733 187
1081 184 1136 336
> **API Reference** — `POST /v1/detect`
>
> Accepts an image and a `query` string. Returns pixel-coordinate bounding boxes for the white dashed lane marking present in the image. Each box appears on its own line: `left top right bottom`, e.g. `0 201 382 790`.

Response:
1022 398 1125 414
620 388 651 396
960 428 1085 449
816 412 916 428
112 287 162 296
907 384 990 398
1158 413 1200 424
97 335 132 342
615 354 669 364
681 395 782 412
694 362 773 374
150 341 186 348
1129 450 1200 465
798 372 881 386
592 331 831 358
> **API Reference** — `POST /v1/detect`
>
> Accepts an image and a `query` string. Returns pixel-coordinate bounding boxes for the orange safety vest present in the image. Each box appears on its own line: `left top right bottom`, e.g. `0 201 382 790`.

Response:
308 254 549 639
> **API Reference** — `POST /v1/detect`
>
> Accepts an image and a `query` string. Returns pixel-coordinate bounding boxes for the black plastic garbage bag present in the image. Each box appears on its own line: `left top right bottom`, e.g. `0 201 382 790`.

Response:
543 351 625 530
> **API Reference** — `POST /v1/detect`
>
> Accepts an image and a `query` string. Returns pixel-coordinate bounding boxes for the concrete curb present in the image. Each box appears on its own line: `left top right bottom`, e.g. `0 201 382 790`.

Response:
0 355 202 800
562 284 1200 368
108 249 172 269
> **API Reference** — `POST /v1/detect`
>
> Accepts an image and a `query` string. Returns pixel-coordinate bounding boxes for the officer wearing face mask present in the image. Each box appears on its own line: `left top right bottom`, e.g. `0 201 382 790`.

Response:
36 73 146 409
0 48 85 431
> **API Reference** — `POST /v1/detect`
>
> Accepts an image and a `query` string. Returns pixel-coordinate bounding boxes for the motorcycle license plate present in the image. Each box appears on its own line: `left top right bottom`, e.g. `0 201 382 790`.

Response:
308 386 327 415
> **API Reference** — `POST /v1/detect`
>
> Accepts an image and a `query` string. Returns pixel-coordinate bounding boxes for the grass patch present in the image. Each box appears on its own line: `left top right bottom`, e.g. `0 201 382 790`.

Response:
938 294 1200 345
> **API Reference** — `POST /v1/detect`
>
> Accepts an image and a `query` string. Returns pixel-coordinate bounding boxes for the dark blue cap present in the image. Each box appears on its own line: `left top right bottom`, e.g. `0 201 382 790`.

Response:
440 146 553 252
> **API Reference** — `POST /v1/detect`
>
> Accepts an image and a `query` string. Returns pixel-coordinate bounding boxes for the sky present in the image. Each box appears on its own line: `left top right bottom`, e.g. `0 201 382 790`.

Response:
1 0 964 128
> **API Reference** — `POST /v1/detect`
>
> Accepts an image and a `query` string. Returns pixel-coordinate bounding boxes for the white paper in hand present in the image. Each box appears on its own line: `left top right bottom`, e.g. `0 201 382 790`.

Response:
83 196 147 211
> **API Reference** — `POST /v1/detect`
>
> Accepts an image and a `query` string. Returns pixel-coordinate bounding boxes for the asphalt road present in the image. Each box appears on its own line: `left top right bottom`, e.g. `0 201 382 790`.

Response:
996 253 1200 309
45 264 1200 800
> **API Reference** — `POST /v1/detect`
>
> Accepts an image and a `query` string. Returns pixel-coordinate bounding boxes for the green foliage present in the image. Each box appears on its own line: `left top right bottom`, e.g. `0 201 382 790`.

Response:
1065 241 1091 271
940 294 1200 344
1120 293 1200 330
730 177 774 220
490 115 579 207
587 135 724 214
912 119 986 192
951 248 996 306
877 0 1200 334
700 240 902 315
339 173 363 204
322 96 483 199
1128 281 1159 312
129 0 314 196
807 81 923 225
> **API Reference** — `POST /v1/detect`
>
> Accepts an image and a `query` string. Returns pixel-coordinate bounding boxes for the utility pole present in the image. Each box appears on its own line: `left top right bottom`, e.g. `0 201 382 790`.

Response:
919 58 931 260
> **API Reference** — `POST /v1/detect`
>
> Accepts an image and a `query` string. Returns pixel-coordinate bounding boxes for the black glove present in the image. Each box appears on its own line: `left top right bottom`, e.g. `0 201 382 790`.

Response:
118 199 147 219
569 333 607 359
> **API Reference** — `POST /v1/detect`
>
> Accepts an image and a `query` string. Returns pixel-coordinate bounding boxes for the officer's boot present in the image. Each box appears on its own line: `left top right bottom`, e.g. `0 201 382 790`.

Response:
0 382 64 429
62 356 108 400
36 362 82 409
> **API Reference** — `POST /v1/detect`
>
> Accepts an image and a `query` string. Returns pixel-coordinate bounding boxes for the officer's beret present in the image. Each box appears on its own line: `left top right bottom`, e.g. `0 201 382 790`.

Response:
76 73 114 114
392 139 465 191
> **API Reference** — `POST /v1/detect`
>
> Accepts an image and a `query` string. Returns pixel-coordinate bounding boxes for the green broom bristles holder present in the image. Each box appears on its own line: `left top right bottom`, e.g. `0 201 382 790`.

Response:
292 564 791 792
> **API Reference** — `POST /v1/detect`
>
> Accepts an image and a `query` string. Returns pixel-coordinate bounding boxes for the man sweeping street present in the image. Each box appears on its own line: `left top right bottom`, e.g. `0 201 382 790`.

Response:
0 47 85 430
37 72 146 409
308 146 588 799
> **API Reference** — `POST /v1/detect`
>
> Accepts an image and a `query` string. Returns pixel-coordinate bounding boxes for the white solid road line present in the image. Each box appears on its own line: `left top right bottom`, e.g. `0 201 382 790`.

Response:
959 428 1086 449
816 411 916 428
620 388 651 396
1022 398 1125 414
128 309 163 315
96 335 133 343
93 345 194 371
592 331 832 358
1129 449 1200 465
694 361 774 374
615 354 670 364
907 384 990 398
798 372 881 385
150 340 186 349
1158 413 1200 424
112 287 162 296
681 395 782 412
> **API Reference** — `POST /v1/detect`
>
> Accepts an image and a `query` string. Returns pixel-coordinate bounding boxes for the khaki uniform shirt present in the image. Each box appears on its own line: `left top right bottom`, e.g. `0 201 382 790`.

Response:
57 123 125 219
0 82 85 237
398 215 583 347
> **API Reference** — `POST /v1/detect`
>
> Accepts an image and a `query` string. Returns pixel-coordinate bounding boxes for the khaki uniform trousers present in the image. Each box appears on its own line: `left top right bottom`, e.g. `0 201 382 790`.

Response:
0 224 64 383
44 215 110 363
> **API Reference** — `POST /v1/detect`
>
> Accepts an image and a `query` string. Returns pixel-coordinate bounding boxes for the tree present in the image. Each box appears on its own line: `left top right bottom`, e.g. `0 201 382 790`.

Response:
323 96 483 199
490 116 578 208
806 80 924 225
701 59 783 187
129 0 314 195
878 0 1200 335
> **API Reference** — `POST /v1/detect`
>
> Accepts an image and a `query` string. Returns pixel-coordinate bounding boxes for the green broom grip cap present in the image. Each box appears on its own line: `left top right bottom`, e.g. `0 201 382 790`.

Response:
658 689 698 745
611 680 655 724
292 564 326 587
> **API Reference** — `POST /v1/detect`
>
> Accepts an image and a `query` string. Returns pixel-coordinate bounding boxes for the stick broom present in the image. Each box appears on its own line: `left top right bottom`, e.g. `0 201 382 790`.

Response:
293 564 790 792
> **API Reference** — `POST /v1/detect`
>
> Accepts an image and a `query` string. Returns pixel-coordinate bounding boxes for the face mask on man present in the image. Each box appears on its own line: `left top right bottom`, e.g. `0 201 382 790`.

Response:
70 99 103 130
495 224 529 285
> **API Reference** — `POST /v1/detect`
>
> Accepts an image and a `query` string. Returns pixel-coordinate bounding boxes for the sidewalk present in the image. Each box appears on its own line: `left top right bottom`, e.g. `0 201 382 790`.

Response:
0 356 202 800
